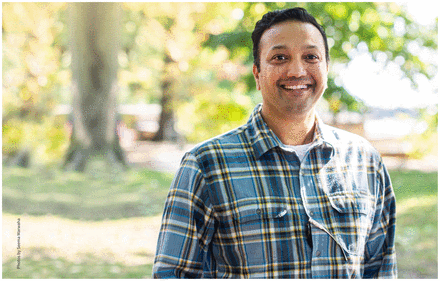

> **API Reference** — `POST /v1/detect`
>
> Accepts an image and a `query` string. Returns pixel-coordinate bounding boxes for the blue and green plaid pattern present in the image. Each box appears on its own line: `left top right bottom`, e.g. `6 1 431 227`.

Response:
153 104 397 278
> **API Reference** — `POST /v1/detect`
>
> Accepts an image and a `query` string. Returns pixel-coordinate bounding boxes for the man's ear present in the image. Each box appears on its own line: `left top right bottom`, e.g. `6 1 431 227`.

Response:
253 64 261 91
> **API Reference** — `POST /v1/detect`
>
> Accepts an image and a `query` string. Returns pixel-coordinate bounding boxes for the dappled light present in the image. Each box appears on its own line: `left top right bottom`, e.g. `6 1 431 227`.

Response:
2 2 437 278
3 214 161 267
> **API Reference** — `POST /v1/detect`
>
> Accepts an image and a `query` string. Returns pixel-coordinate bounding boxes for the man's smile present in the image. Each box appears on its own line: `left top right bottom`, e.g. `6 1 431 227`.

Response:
281 84 308 90
279 82 314 94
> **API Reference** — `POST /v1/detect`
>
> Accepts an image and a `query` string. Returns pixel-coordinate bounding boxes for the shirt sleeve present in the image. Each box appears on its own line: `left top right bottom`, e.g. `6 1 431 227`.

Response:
363 161 398 278
153 153 216 278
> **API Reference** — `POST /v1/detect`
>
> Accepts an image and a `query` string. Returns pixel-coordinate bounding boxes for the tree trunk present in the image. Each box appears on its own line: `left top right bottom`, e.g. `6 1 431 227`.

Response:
63 3 126 172
152 54 180 142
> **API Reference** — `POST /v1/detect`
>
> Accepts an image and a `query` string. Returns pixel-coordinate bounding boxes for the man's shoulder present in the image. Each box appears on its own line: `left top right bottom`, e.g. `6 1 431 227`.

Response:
322 123 379 155
187 122 251 159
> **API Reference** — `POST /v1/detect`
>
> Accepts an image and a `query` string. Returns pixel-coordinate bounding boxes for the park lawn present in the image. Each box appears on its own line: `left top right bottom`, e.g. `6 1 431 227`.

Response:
2 249 153 278
2 164 174 220
389 170 438 279
2 167 438 278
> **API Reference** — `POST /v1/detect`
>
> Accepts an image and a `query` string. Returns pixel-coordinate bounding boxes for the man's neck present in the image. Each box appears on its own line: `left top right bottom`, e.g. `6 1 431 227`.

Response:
261 105 316 146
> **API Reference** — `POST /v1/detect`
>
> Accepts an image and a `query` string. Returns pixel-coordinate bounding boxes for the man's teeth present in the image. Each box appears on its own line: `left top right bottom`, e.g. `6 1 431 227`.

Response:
282 85 308 90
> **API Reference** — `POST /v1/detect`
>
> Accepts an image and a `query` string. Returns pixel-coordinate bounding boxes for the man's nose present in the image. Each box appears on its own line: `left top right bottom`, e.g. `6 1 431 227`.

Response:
286 59 307 78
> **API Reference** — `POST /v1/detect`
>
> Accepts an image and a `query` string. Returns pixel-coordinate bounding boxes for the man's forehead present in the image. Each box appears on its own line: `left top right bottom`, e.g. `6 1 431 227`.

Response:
260 21 325 51
262 20 301 34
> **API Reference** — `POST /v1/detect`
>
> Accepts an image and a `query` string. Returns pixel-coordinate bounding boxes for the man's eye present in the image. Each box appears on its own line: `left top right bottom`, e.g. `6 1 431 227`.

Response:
306 54 318 61
272 55 288 61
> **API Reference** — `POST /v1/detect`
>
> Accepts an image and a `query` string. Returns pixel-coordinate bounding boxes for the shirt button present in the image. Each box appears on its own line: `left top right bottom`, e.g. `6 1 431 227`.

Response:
349 244 356 252
309 211 314 216
316 250 321 257
256 209 261 214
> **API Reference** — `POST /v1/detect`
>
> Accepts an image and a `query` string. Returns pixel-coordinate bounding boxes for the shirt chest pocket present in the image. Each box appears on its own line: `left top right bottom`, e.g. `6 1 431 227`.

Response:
235 205 289 221
219 204 290 239
325 193 374 256
215 204 291 270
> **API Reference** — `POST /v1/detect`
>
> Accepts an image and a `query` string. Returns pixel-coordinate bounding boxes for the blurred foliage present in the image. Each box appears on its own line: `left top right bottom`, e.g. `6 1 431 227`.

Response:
2 2 438 161
178 90 251 142
2 116 70 166
119 2 437 141
119 2 255 141
404 107 438 159
202 2 437 111
2 3 70 163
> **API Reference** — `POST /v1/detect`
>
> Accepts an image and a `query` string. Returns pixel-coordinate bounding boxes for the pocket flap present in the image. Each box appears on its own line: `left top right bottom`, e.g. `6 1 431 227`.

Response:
328 193 374 215
233 205 289 223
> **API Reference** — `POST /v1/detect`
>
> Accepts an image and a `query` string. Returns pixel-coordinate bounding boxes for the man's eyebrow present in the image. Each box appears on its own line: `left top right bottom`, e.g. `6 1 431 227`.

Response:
269 44 288 51
269 44 320 51
305 45 319 49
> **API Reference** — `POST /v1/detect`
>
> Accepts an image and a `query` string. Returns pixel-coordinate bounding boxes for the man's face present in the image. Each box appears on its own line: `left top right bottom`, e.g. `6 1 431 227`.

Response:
253 20 328 119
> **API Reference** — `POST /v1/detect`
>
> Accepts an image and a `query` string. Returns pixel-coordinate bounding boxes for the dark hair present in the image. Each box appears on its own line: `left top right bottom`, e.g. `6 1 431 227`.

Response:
252 7 329 71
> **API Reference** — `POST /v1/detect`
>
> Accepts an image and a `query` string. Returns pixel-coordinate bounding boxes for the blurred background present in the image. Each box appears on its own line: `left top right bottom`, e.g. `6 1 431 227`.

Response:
2 2 437 278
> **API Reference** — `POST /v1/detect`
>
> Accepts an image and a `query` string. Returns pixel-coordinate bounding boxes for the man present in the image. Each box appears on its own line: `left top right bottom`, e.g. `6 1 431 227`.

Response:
153 7 397 278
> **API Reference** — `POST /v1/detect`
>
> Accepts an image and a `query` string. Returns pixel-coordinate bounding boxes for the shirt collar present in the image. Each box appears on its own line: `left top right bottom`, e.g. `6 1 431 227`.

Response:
247 104 335 159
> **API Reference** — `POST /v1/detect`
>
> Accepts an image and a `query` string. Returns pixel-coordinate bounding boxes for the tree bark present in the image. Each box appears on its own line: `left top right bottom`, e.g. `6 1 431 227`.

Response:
63 3 126 172
152 53 180 142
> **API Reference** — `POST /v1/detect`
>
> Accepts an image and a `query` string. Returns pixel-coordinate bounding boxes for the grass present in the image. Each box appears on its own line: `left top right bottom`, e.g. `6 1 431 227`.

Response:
390 170 438 201
2 166 438 278
389 170 438 279
3 248 153 278
2 163 174 220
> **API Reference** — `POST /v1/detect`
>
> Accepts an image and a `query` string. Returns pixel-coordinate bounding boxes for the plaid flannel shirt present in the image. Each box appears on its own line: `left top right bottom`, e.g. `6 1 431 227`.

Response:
153 104 397 278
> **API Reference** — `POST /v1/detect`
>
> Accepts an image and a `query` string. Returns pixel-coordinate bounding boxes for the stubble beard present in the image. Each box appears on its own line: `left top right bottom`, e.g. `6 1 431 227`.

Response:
276 86 318 117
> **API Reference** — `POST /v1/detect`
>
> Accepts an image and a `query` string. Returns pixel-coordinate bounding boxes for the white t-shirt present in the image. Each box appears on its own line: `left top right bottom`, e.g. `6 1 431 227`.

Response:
280 142 314 162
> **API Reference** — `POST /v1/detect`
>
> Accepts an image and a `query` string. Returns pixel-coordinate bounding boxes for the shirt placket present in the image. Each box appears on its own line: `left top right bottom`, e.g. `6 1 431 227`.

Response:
298 145 321 256
299 144 349 278
283 142 327 278
274 149 309 278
